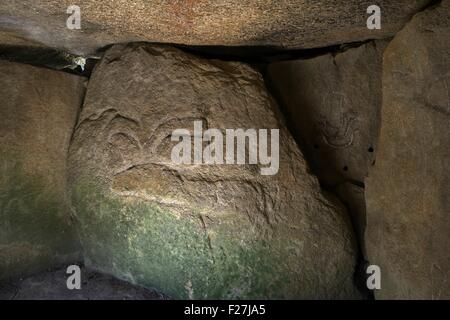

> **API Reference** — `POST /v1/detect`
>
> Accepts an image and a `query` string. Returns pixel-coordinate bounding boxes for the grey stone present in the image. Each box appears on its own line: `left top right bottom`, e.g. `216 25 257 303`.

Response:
68 43 360 299
0 1 431 55
0 61 86 281
335 183 367 258
366 0 450 299
267 41 387 252
268 41 387 186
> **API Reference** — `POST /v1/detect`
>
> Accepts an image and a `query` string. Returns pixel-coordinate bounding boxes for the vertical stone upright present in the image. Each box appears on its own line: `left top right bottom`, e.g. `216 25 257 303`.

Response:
0 61 85 280
267 41 387 256
366 1 450 299
68 43 360 299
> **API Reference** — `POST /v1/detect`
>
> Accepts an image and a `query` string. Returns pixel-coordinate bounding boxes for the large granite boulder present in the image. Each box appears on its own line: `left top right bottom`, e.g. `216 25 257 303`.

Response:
0 1 430 55
0 61 85 280
366 0 450 299
68 43 360 299
267 41 387 255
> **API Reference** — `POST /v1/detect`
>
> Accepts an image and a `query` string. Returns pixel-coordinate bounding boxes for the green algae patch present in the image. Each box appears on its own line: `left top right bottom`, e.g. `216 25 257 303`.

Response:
0 158 80 280
71 180 303 299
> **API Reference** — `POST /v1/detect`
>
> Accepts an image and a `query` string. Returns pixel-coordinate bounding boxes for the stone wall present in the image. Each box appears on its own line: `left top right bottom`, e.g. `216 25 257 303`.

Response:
0 61 85 280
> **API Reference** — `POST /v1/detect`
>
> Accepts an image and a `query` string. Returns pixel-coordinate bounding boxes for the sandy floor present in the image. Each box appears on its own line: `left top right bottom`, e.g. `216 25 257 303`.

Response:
0 266 168 300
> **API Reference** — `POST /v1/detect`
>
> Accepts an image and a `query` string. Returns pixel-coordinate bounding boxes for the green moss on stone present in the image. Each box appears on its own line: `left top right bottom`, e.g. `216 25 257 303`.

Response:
0 157 79 280
72 180 303 299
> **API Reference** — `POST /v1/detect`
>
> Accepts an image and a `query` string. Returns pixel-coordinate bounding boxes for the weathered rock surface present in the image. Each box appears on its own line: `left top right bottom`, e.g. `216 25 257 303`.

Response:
68 43 360 299
366 0 450 299
0 1 431 55
0 61 86 280
267 41 387 253
335 183 367 257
